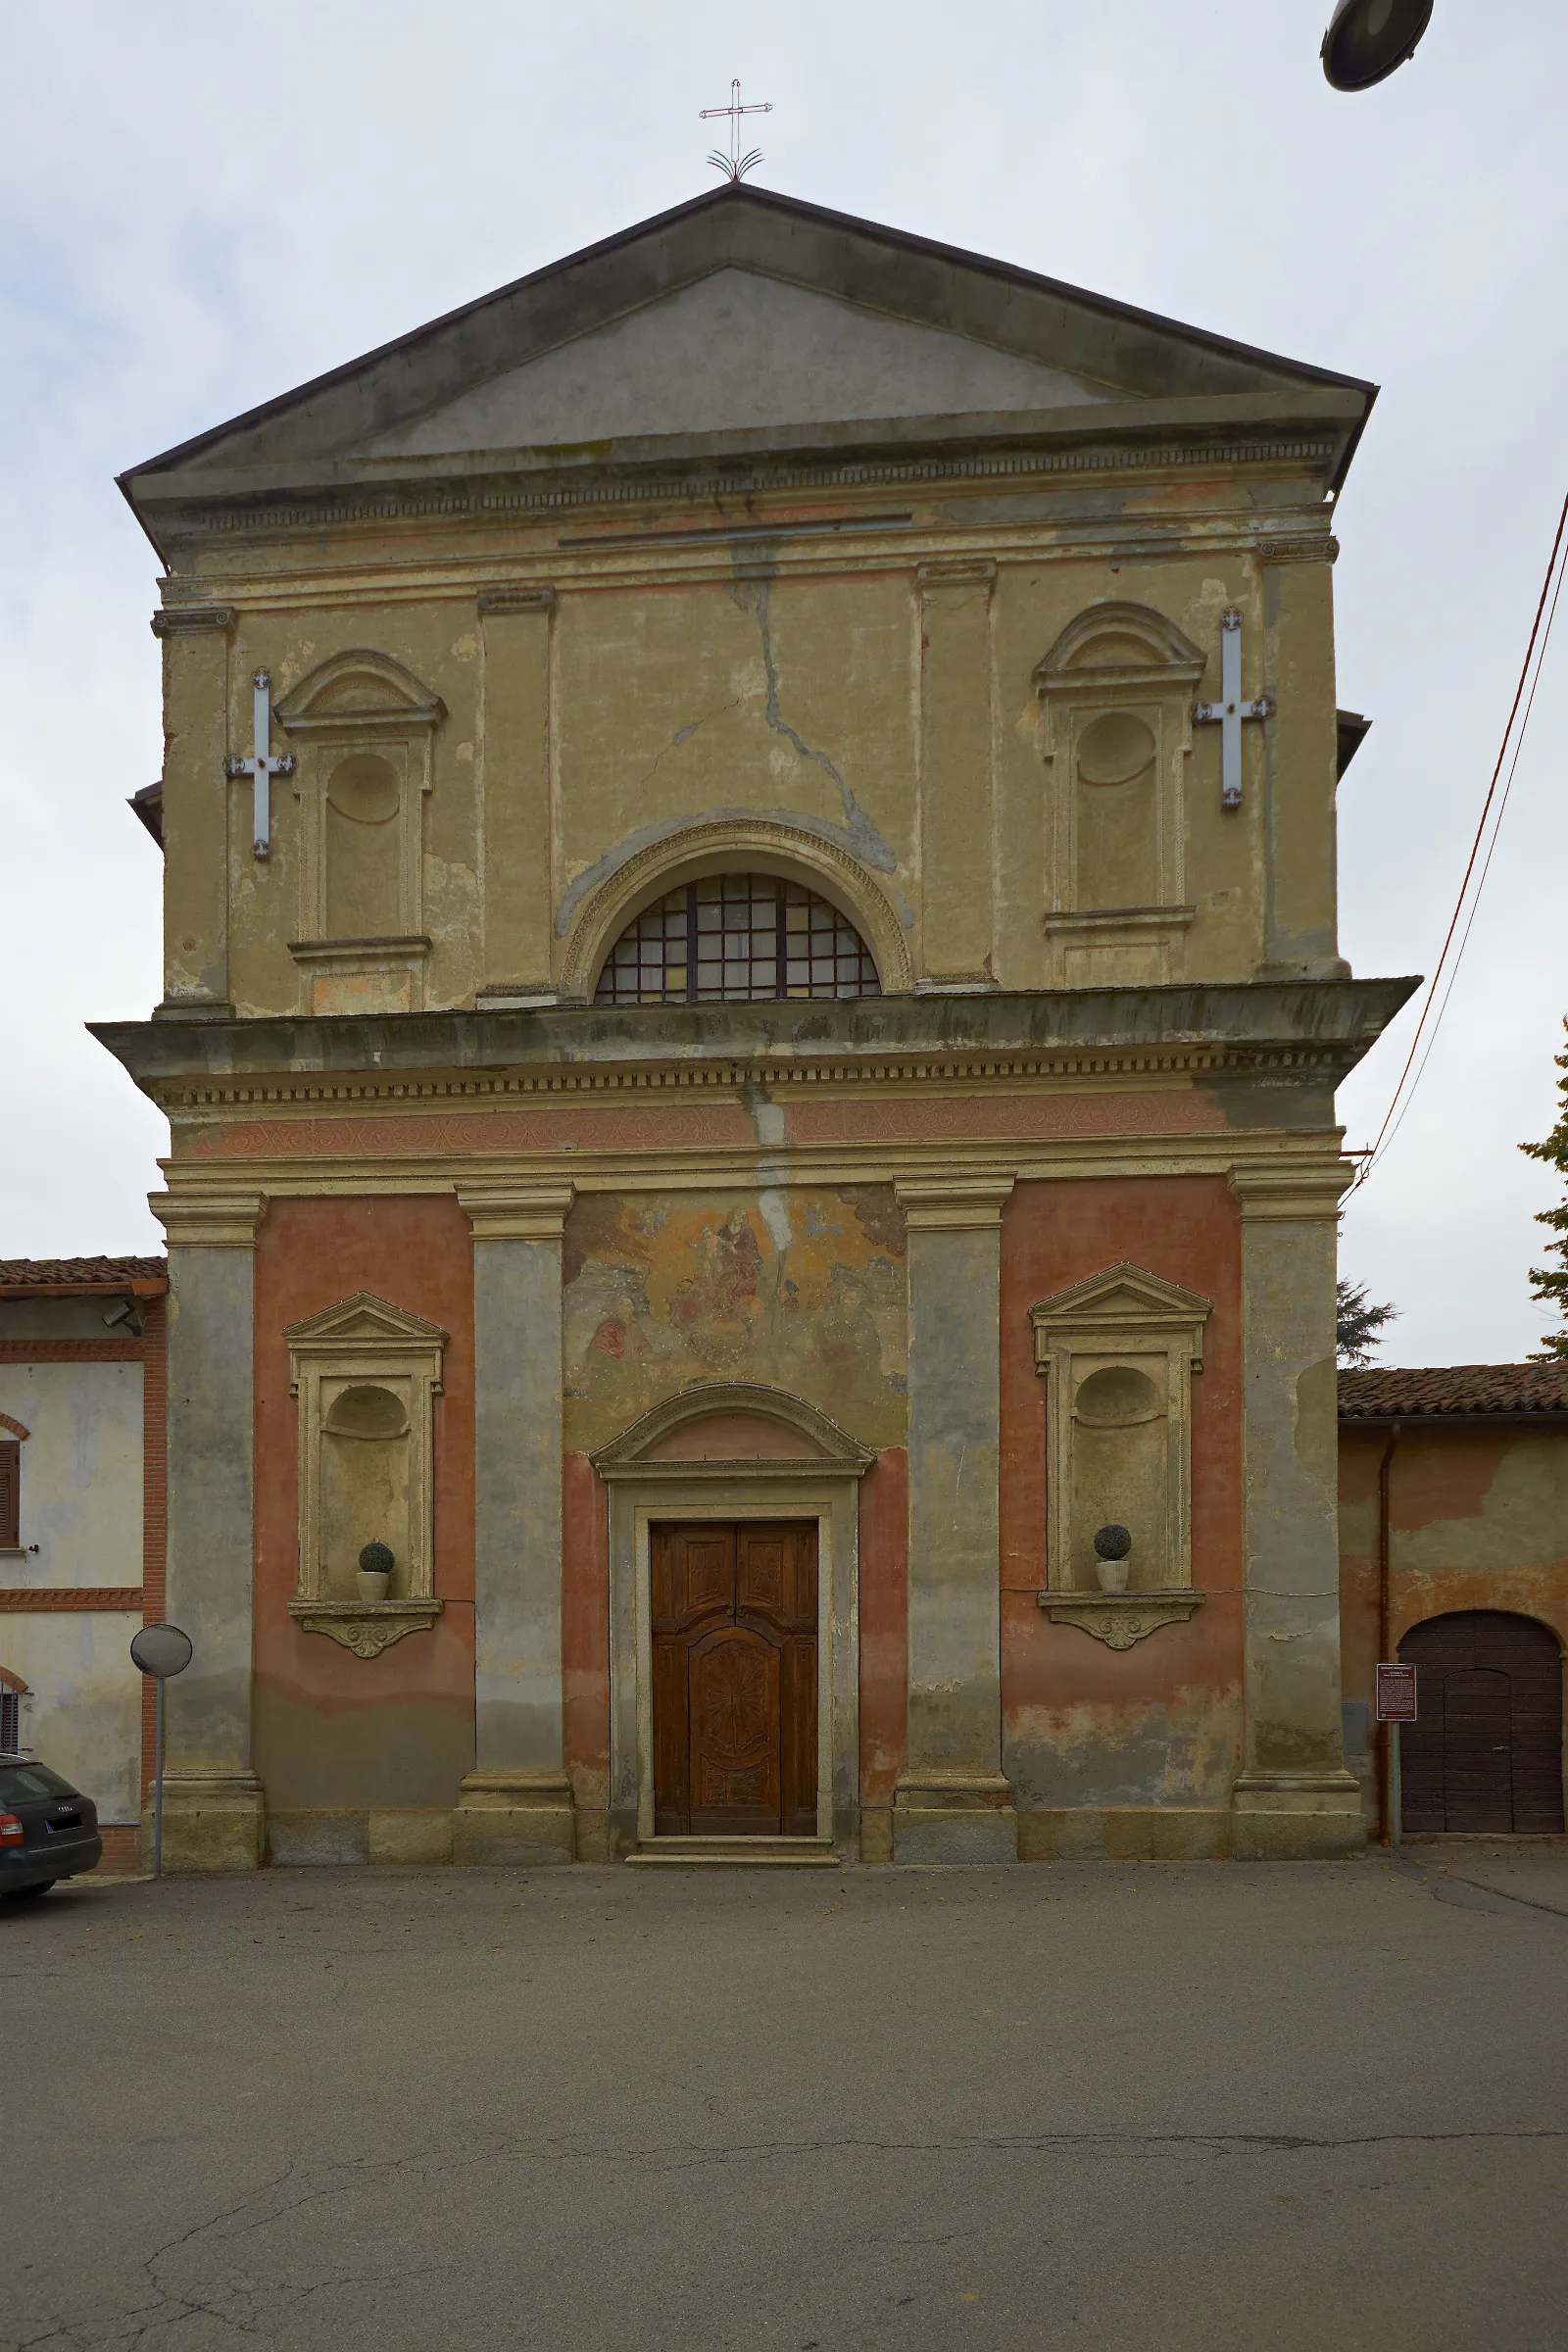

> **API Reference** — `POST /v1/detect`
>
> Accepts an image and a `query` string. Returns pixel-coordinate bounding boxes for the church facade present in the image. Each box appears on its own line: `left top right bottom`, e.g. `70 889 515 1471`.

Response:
95 187 1415 1870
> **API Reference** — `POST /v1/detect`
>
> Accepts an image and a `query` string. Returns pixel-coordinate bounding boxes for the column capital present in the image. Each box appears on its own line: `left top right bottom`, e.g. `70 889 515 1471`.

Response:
151 604 236 637
150 1190 267 1247
896 1176 1014 1232
1227 1160 1352 1222
915 559 997 594
476 584 556 616
457 1182 574 1242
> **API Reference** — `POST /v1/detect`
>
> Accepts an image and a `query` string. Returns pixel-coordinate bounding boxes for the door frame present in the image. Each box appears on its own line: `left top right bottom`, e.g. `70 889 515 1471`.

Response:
592 1385 873 1857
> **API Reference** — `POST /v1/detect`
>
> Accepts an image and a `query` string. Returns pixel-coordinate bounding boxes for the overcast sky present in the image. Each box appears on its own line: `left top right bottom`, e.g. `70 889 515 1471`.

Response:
3 1 1565 1364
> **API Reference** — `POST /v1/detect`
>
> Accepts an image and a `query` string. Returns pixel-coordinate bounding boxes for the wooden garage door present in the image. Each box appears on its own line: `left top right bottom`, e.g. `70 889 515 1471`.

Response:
651 1522 817 1838
1398 1612 1564 1834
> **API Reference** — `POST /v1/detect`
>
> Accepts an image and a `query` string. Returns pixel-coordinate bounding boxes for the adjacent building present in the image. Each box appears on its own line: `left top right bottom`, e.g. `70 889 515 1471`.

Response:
0 1257 168 1873
1340 1363 1568 1840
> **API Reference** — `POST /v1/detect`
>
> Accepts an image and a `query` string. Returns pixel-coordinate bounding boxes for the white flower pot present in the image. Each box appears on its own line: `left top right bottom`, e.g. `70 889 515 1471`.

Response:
356 1569 392 1603
1095 1558 1131 1595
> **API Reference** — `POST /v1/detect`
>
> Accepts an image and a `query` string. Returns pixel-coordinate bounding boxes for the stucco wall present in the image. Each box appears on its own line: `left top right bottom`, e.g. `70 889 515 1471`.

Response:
0 1361 143 1586
200 540 1335 1023
560 1183 907 1816
0 1614 143 1822
999 1175 1247 1822
251 1196 476 1813
1340 1422 1568 1711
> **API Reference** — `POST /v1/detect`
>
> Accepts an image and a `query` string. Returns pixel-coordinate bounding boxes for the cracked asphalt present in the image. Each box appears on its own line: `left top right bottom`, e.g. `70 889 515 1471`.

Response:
4 1850 1567 2351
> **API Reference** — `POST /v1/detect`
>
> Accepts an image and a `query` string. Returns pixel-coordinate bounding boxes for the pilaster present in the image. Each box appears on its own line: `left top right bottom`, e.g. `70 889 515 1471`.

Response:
894 1175 1016 1861
152 606 236 1020
916 561 996 986
1229 1158 1363 1857
147 1188 267 1869
454 1181 575 1863
476 586 556 1005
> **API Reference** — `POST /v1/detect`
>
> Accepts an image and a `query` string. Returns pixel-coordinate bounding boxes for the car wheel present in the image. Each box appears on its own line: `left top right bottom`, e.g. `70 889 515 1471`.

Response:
2 1882 56 1902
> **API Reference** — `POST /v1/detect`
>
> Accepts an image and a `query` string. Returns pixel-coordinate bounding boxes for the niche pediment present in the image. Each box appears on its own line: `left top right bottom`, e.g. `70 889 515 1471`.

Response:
1030 1263 1214 1359
284 1292 450 1351
1035 602 1206 696
275 651 445 741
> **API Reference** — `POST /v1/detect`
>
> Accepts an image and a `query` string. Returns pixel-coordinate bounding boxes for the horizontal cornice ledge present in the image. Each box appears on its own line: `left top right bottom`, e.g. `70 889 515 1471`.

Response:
126 387 1366 519
89 977 1422 1098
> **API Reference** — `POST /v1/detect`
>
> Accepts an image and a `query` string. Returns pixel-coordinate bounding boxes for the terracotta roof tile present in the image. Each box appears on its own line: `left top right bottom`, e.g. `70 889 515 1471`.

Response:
0 1256 168 1292
1339 1363 1568 1419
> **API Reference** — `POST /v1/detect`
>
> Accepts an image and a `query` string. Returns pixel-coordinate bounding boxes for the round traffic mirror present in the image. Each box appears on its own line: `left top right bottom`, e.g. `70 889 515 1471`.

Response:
130 1622 193 1680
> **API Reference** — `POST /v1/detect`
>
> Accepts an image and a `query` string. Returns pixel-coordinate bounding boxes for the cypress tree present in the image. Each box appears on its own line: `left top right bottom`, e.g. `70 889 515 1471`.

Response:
1522 1017 1568 1360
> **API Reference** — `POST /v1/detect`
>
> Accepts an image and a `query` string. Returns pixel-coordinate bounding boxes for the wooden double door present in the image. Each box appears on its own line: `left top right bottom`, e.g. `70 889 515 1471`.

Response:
1398 1611 1565 1834
651 1521 818 1837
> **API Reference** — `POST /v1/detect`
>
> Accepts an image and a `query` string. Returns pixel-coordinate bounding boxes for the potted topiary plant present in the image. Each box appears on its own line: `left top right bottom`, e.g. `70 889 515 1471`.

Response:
356 1542 395 1602
1093 1524 1133 1595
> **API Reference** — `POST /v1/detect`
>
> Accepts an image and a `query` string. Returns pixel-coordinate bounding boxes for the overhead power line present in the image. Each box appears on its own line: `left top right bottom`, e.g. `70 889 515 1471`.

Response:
1353 491 1568 1190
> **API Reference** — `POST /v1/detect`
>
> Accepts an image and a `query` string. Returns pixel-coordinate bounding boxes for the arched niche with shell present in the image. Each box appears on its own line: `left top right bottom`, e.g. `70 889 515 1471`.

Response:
1032 604 1206 988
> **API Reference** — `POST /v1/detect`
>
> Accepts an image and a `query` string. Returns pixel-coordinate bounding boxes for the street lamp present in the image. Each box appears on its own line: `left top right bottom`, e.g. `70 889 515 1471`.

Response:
1321 0 1434 90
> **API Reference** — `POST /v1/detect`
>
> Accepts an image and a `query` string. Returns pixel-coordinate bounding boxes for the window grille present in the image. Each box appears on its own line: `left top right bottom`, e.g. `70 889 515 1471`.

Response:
594 876 879 1006
0 1690 19 1753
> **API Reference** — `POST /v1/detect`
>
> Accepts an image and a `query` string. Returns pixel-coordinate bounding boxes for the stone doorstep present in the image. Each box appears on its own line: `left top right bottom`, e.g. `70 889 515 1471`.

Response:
626 1836 841 1868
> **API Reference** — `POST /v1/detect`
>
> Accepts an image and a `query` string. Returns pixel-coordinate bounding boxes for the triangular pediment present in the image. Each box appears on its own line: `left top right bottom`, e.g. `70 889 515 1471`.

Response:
121 185 1374 500
284 1292 449 1348
1030 1263 1214 1334
361 268 1116 459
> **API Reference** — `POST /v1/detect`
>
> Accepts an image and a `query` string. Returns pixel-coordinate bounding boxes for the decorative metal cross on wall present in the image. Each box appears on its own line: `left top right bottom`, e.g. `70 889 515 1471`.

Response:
224 669 294 858
1195 611 1272 809
701 78 771 180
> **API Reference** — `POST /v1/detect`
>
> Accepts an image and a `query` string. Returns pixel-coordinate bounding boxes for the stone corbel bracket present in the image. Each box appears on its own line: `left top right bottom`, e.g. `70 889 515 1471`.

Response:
1037 1590 1205 1651
287 1597 444 1658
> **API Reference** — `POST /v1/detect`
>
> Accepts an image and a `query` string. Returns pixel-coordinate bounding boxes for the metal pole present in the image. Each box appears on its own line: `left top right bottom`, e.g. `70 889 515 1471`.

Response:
1391 1719 1402 1850
153 1676 166 1880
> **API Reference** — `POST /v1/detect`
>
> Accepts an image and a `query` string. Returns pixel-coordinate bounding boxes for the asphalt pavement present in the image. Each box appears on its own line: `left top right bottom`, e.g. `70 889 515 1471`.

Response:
4 1847 1567 2350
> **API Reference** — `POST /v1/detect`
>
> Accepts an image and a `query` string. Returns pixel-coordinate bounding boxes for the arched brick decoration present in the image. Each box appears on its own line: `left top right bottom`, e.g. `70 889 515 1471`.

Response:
0 1414 29 1442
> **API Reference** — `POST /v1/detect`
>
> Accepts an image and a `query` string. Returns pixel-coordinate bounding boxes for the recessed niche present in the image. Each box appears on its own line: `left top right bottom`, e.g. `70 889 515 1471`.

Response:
283 1294 448 1657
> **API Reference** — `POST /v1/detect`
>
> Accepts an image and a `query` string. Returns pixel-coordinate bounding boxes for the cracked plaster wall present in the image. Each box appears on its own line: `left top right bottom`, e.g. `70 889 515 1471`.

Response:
176 535 1340 1019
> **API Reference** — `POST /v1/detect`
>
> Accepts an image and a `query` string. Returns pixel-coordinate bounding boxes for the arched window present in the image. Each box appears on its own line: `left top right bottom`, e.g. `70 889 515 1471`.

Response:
594 875 880 1006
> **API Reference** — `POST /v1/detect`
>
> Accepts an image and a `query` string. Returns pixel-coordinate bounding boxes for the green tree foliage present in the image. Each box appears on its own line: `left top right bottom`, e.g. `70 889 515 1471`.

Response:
1336 1278 1397 1367
1521 1017 1568 1361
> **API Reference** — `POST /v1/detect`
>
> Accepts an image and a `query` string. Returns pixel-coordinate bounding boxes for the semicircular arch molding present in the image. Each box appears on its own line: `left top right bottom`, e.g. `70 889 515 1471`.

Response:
1035 600 1206 695
590 1381 876 1477
274 648 446 738
558 820 912 1001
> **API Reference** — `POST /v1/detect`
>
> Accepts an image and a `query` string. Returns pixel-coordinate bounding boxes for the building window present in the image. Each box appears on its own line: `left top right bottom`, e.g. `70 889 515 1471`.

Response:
0 1442 18 1549
595 876 879 1006
0 1688 18 1752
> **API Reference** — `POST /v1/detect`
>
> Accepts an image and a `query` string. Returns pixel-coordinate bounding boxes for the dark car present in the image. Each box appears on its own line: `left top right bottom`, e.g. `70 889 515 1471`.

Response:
0 1755 102 1900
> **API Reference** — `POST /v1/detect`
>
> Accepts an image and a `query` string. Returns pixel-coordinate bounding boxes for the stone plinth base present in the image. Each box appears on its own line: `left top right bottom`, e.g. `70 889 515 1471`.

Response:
893 1771 1017 1864
453 1769 575 1866
1231 1772 1366 1860
264 1810 457 1866
153 1772 265 1873
1018 1807 1233 1861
